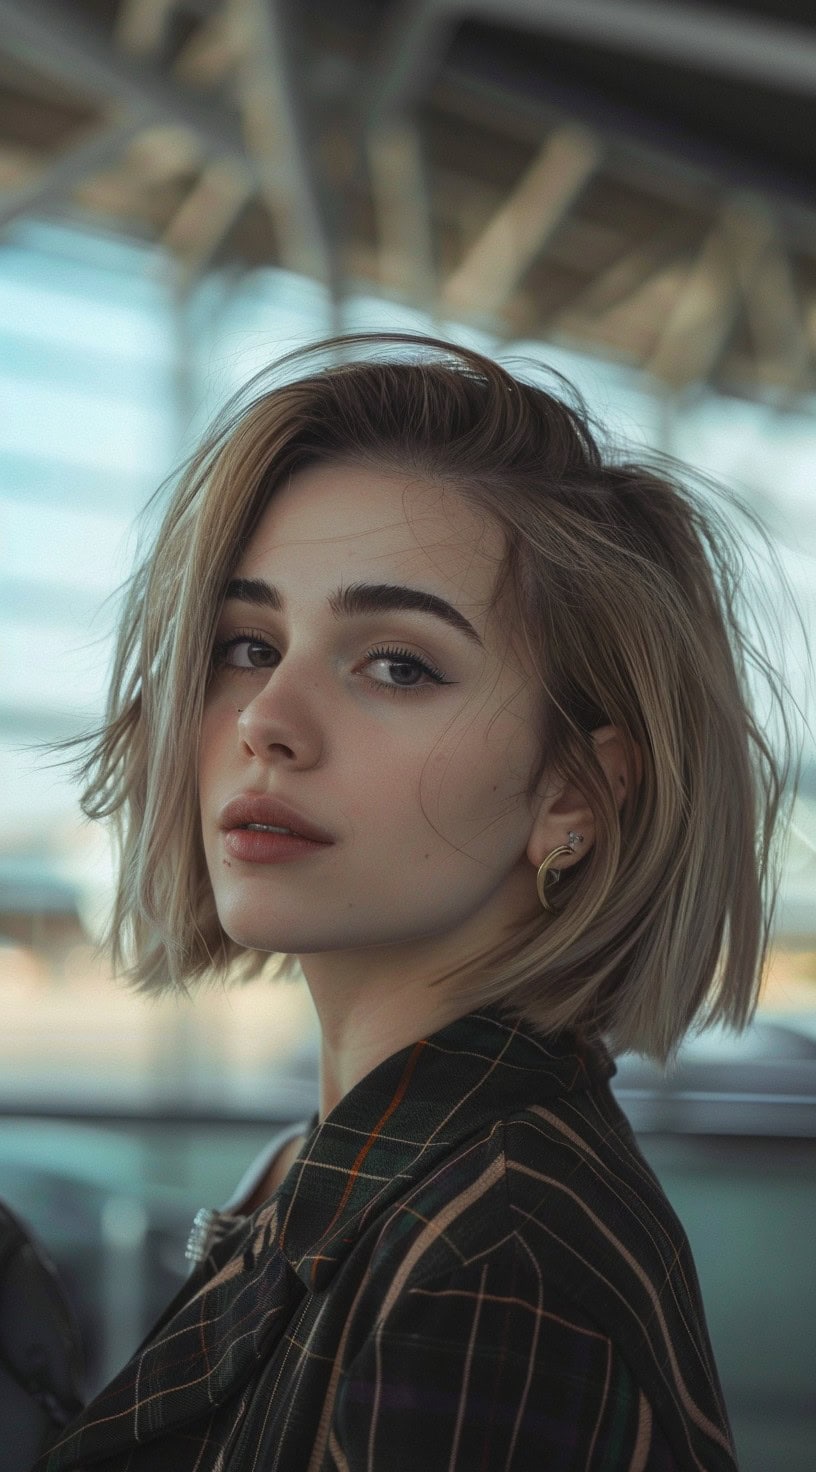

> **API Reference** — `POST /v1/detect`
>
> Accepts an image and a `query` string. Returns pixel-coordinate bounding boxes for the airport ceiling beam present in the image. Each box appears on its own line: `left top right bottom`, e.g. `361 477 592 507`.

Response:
553 222 699 326
368 0 816 119
442 122 602 317
161 160 255 285
0 0 248 163
231 0 335 286
472 0 816 95
0 114 147 232
366 120 436 307
114 0 180 59
0 0 336 288
647 200 774 389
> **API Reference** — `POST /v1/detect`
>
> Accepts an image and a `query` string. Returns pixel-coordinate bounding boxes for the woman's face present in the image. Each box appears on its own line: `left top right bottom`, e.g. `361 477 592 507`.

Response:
199 460 552 967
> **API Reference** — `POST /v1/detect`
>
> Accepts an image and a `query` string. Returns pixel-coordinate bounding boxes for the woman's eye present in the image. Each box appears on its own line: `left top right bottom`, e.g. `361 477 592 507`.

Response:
211 637 450 691
214 635 278 670
364 646 449 692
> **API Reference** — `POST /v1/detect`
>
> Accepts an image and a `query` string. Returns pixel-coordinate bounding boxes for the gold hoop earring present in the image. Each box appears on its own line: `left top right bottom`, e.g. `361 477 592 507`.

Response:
536 831 584 912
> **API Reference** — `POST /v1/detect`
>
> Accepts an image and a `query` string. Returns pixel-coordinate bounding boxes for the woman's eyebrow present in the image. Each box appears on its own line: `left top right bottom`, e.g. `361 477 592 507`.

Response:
223 577 484 647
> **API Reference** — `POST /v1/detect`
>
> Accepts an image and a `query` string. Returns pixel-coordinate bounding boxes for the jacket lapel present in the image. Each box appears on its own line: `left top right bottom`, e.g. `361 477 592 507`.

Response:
38 1007 613 1469
38 1197 306 1469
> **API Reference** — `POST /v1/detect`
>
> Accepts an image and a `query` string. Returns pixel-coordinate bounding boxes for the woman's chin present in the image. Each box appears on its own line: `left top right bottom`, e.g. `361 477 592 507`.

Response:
218 909 335 956
224 925 299 955
216 905 295 954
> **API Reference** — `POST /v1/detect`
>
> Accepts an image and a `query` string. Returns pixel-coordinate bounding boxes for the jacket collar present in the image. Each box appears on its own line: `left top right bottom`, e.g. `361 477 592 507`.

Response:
277 1005 614 1291
39 1006 613 1469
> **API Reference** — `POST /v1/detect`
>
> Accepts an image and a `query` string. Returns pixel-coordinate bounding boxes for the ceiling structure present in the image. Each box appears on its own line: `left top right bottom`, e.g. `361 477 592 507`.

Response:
0 0 815 397
1 0 815 942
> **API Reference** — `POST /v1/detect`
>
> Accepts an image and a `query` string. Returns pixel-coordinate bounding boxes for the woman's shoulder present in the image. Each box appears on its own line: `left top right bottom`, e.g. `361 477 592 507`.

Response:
373 1083 680 1275
362 1085 710 1364
501 1087 688 1257
361 1094 733 1468
497 1096 706 1337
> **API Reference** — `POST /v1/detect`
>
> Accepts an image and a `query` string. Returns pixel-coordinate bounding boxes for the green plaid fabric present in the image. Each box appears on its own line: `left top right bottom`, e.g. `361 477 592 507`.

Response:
34 1005 737 1470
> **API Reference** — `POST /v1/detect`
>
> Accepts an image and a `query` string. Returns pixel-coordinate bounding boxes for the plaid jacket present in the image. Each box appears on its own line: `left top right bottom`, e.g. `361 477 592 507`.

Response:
33 1005 738 1471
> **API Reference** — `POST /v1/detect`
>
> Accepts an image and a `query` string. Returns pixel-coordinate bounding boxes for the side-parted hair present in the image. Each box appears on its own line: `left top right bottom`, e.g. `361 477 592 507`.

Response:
75 333 798 1061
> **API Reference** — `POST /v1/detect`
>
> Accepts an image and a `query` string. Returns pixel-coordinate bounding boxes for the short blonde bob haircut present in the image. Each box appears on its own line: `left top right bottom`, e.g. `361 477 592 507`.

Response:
77 333 796 1062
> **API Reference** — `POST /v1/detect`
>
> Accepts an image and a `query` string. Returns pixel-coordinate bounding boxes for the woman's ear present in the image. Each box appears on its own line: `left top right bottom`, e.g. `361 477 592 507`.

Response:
591 724 642 810
527 725 640 872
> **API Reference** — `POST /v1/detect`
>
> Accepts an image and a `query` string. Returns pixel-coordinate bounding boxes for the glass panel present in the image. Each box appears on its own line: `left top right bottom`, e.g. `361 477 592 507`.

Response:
1 216 813 1119
0 220 813 1472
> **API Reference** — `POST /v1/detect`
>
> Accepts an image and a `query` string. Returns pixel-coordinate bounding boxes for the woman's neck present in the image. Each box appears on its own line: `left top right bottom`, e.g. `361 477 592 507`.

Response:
299 950 476 1121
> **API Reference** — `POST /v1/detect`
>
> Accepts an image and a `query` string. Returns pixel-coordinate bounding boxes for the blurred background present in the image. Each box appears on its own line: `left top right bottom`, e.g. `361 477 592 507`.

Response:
0 2 815 1467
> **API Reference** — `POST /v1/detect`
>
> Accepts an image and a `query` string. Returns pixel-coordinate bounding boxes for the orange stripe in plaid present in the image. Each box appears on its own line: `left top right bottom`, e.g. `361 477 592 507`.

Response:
309 1038 428 1287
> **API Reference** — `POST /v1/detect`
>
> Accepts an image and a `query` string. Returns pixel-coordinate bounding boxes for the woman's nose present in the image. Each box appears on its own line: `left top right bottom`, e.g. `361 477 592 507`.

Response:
236 670 324 768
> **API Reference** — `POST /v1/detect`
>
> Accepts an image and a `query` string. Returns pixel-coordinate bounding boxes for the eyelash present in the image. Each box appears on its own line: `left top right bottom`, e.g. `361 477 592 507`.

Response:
211 628 275 672
211 631 451 696
365 644 449 695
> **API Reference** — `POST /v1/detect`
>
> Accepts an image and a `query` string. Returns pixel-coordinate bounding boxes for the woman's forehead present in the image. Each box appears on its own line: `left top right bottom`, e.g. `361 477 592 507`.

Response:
237 461 506 615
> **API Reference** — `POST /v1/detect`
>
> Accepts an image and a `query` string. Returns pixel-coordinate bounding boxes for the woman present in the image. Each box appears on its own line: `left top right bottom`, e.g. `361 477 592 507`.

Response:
35 333 792 1471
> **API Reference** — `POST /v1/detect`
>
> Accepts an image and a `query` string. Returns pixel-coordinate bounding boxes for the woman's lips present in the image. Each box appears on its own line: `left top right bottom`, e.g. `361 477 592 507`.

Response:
218 793 334 845
223 828 332 864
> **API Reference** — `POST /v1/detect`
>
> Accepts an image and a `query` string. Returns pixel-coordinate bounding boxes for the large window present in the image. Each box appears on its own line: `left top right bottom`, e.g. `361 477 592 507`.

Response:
2 220 815 1117
3 224 814 1468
